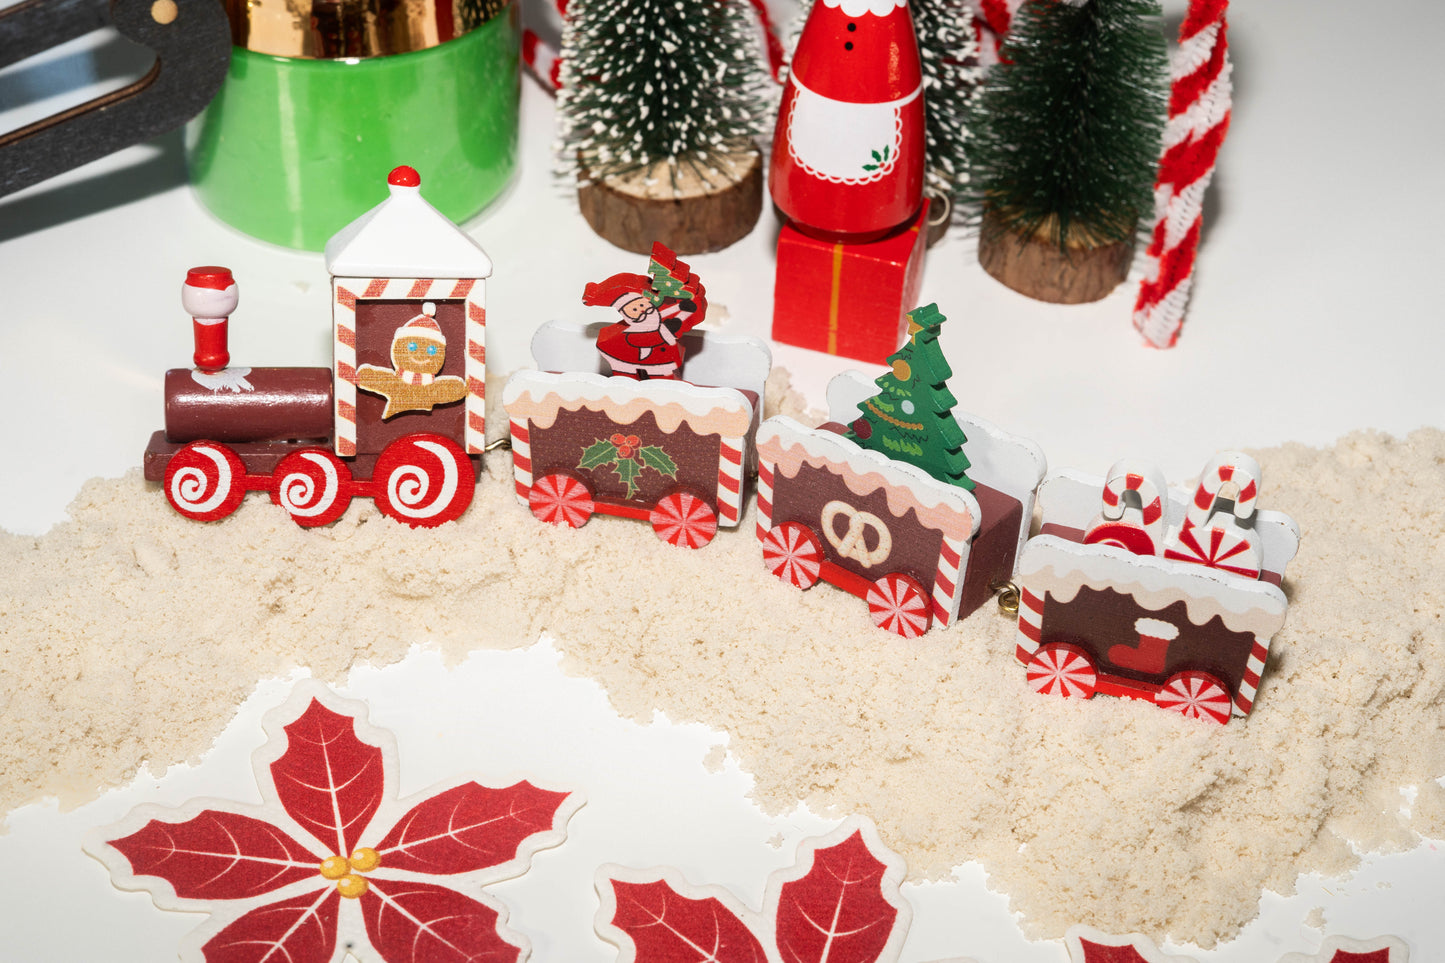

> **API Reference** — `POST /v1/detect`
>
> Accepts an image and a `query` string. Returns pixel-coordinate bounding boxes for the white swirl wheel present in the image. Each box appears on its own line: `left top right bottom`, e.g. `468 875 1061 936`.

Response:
762 522 823 589
1026 643 1098 699
164 441 247 522
866 573 932 638
272 449 353 527
1156 670 1233 725
373 434 475 528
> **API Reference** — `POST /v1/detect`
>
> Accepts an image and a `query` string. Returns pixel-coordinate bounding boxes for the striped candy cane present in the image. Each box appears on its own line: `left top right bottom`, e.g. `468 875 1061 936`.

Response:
1132 0 1232 349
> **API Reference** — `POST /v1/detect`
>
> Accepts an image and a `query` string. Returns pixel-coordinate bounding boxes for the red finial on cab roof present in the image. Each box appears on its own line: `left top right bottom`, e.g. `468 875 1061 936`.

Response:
388 166 421 187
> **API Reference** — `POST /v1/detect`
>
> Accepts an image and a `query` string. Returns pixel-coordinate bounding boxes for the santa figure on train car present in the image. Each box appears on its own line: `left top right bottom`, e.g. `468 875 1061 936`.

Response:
583 243 708 380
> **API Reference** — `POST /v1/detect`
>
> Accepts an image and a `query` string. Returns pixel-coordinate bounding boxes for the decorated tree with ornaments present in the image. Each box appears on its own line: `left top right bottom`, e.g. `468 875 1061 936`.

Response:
556 0 773 187
848 303 974 491
967 0 1168 302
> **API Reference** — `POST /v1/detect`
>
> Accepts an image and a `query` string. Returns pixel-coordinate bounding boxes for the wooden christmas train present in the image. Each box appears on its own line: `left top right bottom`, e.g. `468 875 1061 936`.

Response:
142 170 1300 724
143 167 488 528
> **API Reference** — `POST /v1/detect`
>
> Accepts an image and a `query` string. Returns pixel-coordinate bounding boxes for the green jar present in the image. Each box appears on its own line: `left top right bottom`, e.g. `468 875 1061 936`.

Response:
186 3 519 251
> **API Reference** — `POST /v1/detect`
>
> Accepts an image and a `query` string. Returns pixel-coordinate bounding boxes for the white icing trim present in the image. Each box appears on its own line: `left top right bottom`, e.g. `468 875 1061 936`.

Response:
1018 535 1288 640
821 0 907 16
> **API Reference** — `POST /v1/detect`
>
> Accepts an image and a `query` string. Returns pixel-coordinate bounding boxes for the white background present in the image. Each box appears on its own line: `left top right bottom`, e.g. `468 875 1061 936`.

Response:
1 0 1442 959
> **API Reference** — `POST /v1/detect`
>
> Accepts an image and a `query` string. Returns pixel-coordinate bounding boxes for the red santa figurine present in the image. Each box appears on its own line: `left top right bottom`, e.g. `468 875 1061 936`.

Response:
770 0 925 240
583 246 707 380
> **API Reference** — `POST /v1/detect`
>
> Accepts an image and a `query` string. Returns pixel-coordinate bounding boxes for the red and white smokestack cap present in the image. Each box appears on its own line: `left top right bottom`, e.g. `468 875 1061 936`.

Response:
182 266 238 321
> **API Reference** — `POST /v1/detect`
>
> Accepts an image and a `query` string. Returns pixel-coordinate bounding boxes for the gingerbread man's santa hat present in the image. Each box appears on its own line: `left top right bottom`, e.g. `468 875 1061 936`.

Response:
393 303 445 344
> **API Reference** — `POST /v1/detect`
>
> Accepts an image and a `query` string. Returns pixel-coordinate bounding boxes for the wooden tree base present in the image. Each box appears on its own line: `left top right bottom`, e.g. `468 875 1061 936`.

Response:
577 148 763 256
977 208 1133 304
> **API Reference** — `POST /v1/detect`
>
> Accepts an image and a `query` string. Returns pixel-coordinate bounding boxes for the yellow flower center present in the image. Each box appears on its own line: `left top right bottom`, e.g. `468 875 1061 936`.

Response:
318 848 382 897
336 873 369 899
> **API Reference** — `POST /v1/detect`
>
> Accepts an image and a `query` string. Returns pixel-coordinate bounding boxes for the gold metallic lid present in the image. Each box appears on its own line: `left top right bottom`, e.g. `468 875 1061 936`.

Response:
226 0 508 58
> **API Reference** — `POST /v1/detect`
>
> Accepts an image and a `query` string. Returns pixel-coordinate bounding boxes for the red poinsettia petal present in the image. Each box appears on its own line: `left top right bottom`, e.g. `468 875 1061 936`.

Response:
1076 941 1158 963
272 698 385 856
361 878 522 963
775 830 897 963
109 810 321 900
373 781 572 875
607 878 767 963
201 887 340 963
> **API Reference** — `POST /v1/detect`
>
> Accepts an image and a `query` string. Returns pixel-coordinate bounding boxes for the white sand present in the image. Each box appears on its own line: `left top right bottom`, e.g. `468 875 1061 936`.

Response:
1 427 1441 946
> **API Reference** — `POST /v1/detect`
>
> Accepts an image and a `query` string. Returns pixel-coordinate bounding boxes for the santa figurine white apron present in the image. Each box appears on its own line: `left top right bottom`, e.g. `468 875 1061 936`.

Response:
770 0 925 240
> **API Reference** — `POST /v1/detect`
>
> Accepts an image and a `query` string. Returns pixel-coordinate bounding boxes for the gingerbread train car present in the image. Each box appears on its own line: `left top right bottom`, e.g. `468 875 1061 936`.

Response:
143 166 488 527
1015 453 1301 724
503 319 771 548
755 364 1046 638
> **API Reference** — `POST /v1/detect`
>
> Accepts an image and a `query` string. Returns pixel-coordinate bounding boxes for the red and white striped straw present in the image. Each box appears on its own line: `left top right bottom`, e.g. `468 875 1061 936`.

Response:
1132 0 1232 349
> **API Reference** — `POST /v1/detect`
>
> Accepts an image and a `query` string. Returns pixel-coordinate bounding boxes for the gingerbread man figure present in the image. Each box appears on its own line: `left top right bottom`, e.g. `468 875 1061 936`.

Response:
356 303 468 419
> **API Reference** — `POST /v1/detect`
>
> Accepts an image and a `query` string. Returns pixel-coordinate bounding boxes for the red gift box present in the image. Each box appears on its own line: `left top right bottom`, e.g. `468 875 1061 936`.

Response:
771 199 929 364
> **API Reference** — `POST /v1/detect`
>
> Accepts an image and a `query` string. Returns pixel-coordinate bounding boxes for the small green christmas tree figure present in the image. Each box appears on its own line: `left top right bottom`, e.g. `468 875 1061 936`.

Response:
556 0 773 183
967 0 1168 251
847 304 974 491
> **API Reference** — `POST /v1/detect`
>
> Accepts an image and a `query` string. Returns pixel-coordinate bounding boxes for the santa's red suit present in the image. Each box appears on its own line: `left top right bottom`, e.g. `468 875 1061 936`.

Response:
769 0 924 240
584 274 706 379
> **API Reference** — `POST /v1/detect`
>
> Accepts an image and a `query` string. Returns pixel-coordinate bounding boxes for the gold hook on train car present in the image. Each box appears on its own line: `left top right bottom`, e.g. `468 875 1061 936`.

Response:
992 580 1020 617
483 436 512 453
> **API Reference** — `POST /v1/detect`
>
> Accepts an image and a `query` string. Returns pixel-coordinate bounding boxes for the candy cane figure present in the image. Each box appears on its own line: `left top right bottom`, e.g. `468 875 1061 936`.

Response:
1131 0 1232 348
1083 459 1169 556
1163 451 1262 578
769 0 925 239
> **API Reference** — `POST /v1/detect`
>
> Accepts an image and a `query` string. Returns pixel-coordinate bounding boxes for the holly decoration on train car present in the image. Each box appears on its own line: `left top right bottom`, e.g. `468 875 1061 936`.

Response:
848 303 975 491
579 434 678 499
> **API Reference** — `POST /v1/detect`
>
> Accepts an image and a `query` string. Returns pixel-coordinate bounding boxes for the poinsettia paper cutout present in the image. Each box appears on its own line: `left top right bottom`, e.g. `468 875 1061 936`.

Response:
84 680 583 963
1277 935 1411 963
1066 927 1411 963
596 816 911 963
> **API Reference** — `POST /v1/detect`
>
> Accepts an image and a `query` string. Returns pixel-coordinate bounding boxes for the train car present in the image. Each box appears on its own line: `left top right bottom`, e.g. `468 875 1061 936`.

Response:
755 370 1046 638
503 319 771 548
142 166 487 528
1014 454 1301 724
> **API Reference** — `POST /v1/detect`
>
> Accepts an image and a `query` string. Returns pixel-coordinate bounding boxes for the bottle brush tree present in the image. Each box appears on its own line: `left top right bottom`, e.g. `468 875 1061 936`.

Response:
911 0 983 213
556 0 775 254
968 0 1168 302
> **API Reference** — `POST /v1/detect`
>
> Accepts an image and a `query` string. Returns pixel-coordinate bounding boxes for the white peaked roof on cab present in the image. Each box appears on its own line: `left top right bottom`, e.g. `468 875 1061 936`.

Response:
324 167 493 280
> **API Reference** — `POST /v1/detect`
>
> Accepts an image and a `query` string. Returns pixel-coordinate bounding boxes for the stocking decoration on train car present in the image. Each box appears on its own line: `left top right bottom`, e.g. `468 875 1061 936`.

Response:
1016 451 1301 724
966 0 1168 304
770 0 932 363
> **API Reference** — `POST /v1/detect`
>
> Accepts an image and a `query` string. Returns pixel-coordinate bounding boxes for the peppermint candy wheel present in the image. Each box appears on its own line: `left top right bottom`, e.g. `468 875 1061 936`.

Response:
650 490 718 549
866 573 932 638
373 433 475 528
1026 643 1098 700
1155 670 1232 725
272 449 352 527
529 473 595 528
165 441 247 522
762 522 823 589
1163 521 1261 579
